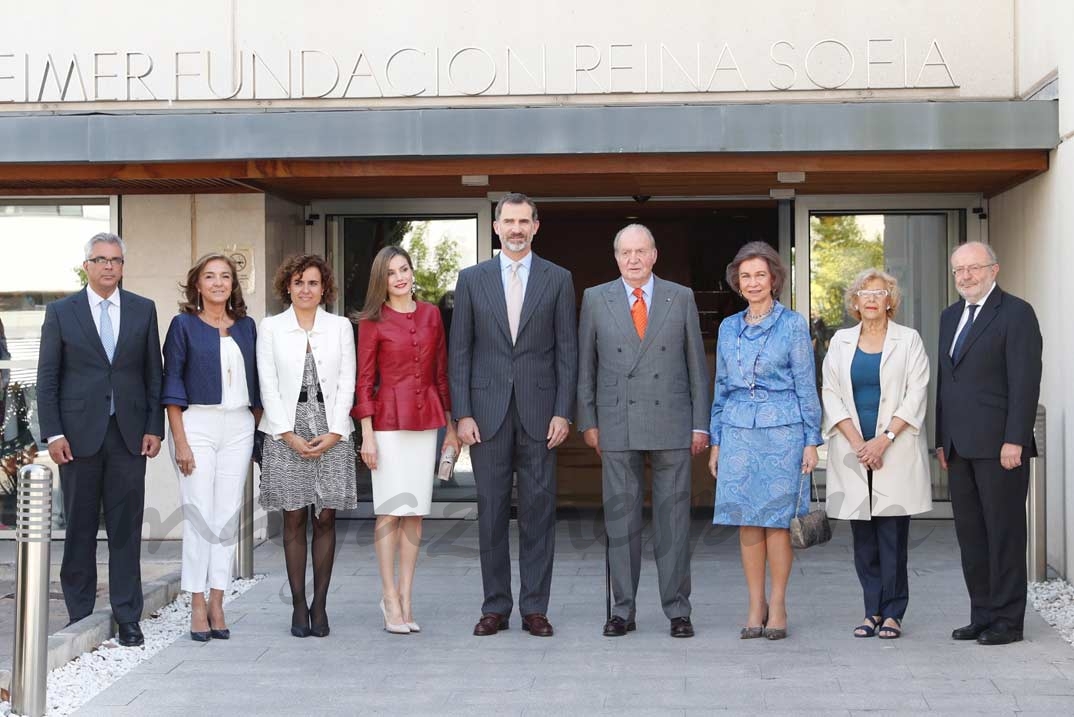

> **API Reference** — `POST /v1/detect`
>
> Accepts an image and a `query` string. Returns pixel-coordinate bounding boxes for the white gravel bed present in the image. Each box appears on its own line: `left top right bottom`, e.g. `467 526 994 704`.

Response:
2 576 263 717
1030 578 1074 645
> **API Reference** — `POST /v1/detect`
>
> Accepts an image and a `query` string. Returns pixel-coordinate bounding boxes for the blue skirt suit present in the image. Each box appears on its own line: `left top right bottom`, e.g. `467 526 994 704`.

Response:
710 303 823 528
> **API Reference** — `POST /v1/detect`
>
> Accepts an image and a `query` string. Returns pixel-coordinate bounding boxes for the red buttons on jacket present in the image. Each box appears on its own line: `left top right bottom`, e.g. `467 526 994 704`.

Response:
354 302 451 432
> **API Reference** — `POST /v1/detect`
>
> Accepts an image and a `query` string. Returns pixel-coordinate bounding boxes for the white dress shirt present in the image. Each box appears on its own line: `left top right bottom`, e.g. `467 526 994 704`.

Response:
949 281 996 356
87 286 121 336
499 251 533 296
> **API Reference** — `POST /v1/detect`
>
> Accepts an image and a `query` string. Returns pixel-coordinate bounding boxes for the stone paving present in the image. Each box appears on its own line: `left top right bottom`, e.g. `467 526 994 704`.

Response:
74 517 1074 716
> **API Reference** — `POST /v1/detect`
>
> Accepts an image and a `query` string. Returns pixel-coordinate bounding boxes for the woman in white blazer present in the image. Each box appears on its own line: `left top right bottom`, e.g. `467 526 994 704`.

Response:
821 268 931 641
257 255 356 638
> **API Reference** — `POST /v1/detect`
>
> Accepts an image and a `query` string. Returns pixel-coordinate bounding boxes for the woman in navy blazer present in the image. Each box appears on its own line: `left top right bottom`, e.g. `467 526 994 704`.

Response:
163 253 260 642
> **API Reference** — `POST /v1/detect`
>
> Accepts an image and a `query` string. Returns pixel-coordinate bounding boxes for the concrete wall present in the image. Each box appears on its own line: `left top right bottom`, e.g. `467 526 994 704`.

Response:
988 0 1072 576
122 193 269 540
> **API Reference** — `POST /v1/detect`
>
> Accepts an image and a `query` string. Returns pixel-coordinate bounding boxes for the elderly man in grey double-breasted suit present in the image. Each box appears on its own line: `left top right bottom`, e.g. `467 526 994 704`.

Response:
577 224 710 638
450 193 578 638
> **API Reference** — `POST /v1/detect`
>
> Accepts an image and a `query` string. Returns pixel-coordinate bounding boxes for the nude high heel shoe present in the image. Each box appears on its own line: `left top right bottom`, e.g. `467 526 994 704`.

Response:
380 599 411 634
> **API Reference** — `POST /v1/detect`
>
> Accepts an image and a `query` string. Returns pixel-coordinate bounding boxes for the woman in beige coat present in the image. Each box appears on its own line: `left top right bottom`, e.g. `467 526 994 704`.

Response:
821 268 932 640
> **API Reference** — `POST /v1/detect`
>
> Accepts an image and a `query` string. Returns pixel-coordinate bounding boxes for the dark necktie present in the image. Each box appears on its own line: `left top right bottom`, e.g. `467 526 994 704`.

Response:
951 304 978 362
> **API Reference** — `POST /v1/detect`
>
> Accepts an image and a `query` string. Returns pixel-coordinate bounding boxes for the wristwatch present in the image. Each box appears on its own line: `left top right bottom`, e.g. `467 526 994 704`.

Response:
883 429 896 442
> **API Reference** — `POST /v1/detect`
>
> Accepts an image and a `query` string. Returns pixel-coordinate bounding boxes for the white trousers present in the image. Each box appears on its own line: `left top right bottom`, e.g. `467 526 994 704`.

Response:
170 406 255 594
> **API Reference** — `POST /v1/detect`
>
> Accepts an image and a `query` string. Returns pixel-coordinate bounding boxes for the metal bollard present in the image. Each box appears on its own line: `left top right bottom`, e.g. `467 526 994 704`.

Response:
236 465 254 579
1026 404 1047 582
12 464 53 717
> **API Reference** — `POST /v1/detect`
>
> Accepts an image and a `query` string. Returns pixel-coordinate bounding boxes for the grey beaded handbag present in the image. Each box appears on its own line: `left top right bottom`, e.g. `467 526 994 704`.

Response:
790 472 832 549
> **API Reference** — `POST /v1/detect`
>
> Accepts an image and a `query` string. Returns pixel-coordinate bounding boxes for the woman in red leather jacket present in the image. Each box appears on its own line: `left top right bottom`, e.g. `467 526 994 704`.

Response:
354 246 460 634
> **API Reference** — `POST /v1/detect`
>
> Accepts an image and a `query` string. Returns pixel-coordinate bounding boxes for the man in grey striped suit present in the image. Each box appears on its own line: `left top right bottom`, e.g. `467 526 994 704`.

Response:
450 193 578 637
577 224 710 638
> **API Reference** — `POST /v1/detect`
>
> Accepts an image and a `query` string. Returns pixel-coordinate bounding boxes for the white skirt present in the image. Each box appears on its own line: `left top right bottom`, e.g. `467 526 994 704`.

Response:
371 429 438 516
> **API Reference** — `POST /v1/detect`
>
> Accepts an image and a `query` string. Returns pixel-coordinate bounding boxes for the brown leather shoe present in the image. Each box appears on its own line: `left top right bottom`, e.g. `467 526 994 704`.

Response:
522 613 554 637
473 613 509 636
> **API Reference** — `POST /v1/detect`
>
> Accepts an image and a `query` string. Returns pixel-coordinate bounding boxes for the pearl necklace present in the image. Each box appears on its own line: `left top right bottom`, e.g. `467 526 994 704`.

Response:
745 304 774 324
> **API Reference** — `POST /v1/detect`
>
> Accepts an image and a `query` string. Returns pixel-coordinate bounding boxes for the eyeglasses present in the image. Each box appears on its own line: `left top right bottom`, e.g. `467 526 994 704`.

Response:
951 263 995 277
855 289 889 298
87 257 125 267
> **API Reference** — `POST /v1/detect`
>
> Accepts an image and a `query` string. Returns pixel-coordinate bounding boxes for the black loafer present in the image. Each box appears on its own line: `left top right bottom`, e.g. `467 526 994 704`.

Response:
602 615 636 637
670 616 694 638
951 623 989 641
977 623 1023 645
117 622 144 647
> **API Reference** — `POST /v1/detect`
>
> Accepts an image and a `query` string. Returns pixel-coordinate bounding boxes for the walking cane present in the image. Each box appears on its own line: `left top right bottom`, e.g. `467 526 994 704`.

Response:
604 527 611 623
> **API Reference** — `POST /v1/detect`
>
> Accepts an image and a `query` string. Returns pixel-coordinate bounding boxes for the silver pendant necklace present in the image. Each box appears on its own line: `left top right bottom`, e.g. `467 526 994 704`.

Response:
735 310 777 398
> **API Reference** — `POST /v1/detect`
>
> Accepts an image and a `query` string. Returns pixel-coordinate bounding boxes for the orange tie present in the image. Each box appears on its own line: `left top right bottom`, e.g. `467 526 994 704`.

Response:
631 287 647 339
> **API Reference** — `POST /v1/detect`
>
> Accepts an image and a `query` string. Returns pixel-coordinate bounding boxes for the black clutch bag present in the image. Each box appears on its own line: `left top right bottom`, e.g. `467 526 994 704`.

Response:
789 472 832 549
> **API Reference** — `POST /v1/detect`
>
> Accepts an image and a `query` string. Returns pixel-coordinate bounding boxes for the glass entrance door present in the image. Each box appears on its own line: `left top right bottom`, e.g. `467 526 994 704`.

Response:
320 199 491 518
795 195 984 513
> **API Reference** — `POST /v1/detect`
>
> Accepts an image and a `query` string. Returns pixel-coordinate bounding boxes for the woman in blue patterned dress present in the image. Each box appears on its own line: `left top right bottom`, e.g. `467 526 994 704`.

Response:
708 241 822 640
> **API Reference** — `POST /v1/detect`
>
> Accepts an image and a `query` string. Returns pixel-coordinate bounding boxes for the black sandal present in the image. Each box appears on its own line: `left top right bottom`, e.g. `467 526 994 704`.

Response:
853 615 881 638
878 618 902 639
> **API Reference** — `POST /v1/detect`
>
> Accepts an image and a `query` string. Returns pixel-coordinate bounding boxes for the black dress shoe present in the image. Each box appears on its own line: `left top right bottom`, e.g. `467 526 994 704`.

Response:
951 623 989 641
209 627 230 640
670 616 694 638
117 622 144 647
977 623 1023 645
602 615 637 637
190 630 211 642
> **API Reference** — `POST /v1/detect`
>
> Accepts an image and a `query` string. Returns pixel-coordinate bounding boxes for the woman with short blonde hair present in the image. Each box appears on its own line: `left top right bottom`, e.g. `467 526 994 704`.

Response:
821 268 932 640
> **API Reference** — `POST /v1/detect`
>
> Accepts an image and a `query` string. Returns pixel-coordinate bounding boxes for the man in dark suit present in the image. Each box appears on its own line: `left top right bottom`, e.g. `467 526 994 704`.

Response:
37 232 164 647
577 224 709 638
936 241 1042 646
450 193 578 637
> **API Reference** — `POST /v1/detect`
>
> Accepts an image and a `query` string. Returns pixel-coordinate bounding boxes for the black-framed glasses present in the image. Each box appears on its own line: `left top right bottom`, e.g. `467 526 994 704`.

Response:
87 257 125 267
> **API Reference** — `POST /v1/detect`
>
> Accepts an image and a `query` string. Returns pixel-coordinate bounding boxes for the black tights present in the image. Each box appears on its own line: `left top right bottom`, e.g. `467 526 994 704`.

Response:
283 506 337 628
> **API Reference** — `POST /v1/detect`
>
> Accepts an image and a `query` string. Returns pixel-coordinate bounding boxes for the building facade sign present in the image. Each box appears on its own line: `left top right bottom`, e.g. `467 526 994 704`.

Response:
0 37 959 103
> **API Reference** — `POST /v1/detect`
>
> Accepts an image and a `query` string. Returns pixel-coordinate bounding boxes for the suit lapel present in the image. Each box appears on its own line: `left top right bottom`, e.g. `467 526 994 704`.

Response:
635 276 673 366
939 301 961 369
953 287 1001 367
879 321 902 371
72 289 109 363
477 258 512 343
516 254 550 339
603 280 641 350
113 289 134 362
837 323 860 410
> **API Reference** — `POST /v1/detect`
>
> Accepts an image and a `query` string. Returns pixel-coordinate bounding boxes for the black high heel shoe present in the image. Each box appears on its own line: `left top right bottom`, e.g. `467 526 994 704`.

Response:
310 610 330 638
291 603 311 638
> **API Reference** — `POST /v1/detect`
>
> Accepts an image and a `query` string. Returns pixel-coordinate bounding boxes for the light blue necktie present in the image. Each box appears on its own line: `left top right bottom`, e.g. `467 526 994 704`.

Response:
100 299 116 414
99 299 116 362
